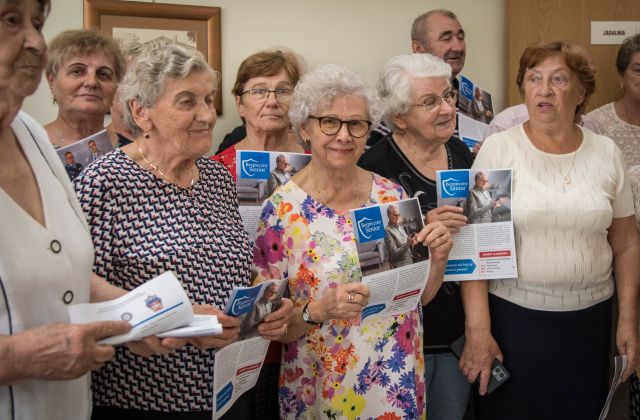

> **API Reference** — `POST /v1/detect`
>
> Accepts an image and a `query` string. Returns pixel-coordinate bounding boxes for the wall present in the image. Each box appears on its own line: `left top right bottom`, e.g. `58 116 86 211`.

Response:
23 0 505 150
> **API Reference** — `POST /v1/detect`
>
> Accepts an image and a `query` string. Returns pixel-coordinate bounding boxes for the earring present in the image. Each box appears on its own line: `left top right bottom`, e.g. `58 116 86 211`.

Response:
144 133 150 139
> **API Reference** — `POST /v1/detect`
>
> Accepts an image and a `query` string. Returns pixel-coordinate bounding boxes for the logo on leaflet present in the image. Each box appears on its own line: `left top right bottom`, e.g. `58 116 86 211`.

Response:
239 151 270 179
353 206 385 242
460 75 474 101
230 295 255 316
145 295 163 312
440 170 469 198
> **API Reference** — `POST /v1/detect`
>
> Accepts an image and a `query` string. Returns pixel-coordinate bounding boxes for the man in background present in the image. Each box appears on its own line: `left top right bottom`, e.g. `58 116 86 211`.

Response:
368 9 467 146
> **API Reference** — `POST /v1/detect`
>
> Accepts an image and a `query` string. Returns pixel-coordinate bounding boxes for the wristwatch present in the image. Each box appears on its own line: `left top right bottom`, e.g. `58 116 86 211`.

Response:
302 302 322 325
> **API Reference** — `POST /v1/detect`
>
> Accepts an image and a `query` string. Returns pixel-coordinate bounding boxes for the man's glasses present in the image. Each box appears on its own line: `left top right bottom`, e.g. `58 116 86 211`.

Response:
240 88 294 102
411 90 459 112
307 116 372 138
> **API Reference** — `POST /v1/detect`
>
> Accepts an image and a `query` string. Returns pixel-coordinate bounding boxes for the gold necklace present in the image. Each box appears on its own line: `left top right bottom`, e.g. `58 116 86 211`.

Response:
557 149 578 186
524 124 580 187
311 164 361 208
138 142 196 195
400 135 446 172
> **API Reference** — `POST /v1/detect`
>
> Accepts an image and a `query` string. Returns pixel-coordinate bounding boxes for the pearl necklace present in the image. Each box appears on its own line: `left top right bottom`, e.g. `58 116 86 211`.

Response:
138 142 196 195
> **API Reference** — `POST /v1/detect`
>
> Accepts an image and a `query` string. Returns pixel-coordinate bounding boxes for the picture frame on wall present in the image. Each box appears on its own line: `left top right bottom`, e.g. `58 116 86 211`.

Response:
83 0 223 114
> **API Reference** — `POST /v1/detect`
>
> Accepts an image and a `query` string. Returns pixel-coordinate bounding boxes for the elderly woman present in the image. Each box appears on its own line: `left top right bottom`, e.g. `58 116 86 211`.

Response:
73 44 293 419
586 33 640 417
213 49 304 175
106 40 145 147
253 63 453 418
0 2 179 419
459 41 640 419
44 30 123 148
359 53 473 420
587 34 640 169
212 48 303 419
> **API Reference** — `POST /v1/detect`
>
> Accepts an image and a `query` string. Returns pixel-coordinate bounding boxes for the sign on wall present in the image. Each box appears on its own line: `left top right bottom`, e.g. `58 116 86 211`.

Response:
591 21 640 45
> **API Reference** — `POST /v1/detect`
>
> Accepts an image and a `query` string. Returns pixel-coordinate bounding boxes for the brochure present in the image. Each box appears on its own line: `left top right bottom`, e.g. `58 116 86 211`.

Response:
436 169 518 281
599 355 628 420
457 75 495 151
213 337 270 419
350 197 431 321
56 129 114 180
68 271 199 345
213 278 287 417
224 278 288 340
235 150 311 242
156 314 222 338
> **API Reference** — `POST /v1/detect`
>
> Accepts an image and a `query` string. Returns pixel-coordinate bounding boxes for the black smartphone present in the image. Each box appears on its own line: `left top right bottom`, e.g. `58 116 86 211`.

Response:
449 334 510 394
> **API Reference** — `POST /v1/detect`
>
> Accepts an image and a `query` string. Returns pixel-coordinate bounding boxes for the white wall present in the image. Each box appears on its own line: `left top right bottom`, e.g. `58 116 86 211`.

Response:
24 0 505 150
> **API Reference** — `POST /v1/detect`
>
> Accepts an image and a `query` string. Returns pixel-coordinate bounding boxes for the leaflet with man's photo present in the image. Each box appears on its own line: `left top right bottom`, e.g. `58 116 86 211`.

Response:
67 271 199 345
350 197 431 321
56 129 114 181
436 169 518 281
235 150 311 242
457 75 494 151
223 276 288 340
212 277 287 417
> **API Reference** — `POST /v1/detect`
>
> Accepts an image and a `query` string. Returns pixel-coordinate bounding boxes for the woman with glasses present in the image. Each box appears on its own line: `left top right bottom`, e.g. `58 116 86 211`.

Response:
460 41 639 419
212 49 303 420
213 49 304 176
359 53 473 420
253 63 452 418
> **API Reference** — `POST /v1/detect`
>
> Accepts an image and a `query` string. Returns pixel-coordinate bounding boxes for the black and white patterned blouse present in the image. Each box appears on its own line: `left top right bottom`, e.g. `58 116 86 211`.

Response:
74 149 252 412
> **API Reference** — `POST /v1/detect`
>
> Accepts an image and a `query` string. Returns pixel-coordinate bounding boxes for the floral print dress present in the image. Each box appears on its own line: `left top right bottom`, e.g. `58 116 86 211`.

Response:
254 173 426 420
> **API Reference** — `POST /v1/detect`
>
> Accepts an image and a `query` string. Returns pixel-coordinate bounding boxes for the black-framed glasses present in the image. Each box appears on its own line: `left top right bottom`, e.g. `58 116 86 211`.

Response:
240 88 294 102
411 90 459 112
308 116 372 138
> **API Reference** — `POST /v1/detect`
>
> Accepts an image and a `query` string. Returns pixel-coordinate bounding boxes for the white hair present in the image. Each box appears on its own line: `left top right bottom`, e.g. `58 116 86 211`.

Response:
288 63 383 131
379 53 452 130
119 43 218 137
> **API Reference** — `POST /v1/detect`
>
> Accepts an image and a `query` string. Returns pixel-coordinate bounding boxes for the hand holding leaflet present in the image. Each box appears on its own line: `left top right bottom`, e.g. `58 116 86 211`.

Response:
68 271 193 345
350 198 432 321
599 355 628 420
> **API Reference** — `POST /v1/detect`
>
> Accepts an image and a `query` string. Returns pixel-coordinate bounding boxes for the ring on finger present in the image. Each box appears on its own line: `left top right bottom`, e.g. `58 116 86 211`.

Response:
348 292 354 303
441 233 448 242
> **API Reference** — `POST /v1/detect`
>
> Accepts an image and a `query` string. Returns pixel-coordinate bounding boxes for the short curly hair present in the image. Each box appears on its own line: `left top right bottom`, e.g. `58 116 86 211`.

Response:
516 41 595 118
119 43 218 138
288 64 382 132
616 33 640 75
45 30 125 82
378 53 452 130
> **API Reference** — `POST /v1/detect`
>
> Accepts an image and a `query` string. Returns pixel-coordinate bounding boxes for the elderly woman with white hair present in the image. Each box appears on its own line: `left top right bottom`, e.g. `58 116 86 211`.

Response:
73 44 293 419
253 63 452 418
359 53 473 420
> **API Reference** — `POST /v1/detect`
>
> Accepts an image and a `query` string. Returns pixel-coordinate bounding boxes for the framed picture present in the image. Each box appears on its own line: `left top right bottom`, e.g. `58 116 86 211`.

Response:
83 0 223 114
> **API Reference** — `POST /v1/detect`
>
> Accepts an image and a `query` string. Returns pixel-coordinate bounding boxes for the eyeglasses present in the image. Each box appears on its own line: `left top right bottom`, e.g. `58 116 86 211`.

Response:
308 116 372 138
240 88 294 102
411 90 459 112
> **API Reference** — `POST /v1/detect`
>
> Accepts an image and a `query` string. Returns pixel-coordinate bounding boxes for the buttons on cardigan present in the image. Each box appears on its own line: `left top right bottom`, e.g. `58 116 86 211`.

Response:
50 240 62 254
62 290 74 304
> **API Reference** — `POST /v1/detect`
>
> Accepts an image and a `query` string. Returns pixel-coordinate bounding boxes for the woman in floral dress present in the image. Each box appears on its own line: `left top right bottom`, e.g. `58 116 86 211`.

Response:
254 64 453 419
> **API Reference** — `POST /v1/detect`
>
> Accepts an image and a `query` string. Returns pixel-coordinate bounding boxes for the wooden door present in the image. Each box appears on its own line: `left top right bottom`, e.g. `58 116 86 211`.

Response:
506 0 640 111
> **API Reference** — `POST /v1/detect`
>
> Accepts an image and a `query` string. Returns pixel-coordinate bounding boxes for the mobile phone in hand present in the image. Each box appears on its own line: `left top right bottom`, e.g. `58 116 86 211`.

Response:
449 334 510 394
